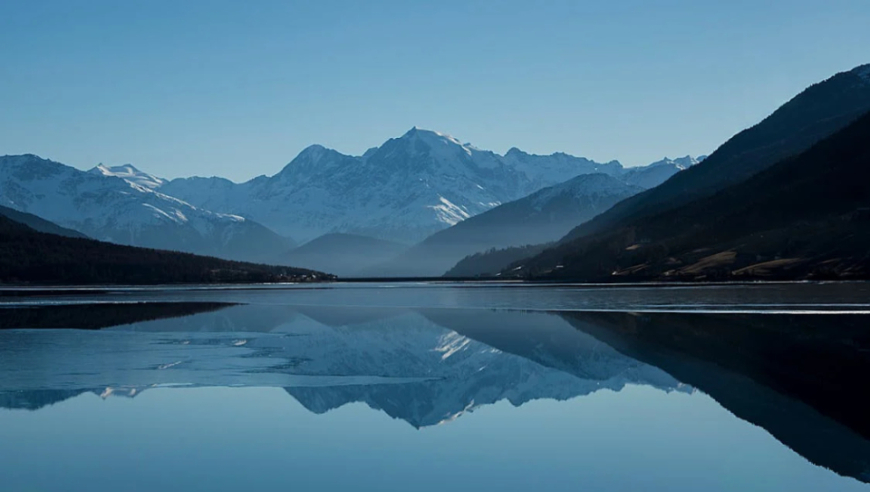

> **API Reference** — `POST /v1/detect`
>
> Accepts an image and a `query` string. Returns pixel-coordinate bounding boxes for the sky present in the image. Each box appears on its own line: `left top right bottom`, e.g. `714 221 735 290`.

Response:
2 0 869 182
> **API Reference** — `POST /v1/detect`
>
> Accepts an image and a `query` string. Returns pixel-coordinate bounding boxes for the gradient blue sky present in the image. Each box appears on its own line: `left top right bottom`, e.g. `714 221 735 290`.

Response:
2 0 869 182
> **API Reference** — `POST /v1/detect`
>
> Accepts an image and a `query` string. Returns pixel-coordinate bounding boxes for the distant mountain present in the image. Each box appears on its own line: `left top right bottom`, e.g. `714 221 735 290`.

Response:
281 233 407 277
514 106 870 281
369 174 644 277
500 147 625 189
622 156 702 189
0 154 294 262
561 63 870 243
162 128 647 244
0 204 87 238
0 214 327 285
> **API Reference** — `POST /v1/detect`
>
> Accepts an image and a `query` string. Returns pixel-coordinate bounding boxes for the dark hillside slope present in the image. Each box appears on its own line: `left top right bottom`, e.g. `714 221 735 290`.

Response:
0 216 329 285
0 205 87 238
445 244 550 278
517 109 870 281
563 63 870 242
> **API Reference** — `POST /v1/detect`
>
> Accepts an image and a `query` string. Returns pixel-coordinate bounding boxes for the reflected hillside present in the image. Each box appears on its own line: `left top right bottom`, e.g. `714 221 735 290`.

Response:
0 302 234 330
559 311 870 483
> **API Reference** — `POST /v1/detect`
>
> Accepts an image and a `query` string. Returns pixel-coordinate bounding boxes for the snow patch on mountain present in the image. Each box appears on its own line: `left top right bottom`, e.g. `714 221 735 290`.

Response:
90 164 167 190
646 155 699 170
621 155 699 189
428 196 472 225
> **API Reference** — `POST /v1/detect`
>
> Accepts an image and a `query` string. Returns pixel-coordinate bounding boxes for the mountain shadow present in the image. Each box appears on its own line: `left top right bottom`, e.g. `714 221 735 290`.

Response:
0 302 236 330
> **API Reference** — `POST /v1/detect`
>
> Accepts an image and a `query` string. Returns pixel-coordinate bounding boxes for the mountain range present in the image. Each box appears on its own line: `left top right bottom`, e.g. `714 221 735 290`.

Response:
2 63 868 281
161 128 696 246
161 129 630 244
1 128 697 277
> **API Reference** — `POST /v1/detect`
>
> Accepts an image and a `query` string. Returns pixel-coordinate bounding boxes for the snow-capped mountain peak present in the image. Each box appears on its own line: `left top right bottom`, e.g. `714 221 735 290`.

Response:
647 155 699 170
392 127 482 162
402 127 466 148
90 163 167 190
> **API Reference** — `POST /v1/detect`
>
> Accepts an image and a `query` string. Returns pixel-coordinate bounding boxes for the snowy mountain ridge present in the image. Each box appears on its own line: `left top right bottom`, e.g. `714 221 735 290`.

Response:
0 154 292 261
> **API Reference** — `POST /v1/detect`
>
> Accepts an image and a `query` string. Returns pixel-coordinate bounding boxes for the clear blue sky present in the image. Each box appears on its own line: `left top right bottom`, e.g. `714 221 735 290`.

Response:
2 0 869 182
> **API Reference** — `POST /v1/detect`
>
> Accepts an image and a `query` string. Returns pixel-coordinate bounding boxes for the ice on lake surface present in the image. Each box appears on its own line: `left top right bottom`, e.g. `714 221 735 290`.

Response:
1 282 869 491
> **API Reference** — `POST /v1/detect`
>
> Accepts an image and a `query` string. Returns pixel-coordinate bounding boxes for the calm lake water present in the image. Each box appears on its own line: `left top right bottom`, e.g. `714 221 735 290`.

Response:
1 282 869 491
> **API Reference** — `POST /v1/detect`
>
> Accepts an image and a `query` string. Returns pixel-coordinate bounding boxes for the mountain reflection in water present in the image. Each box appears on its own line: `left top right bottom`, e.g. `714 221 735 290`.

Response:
0 300 868 485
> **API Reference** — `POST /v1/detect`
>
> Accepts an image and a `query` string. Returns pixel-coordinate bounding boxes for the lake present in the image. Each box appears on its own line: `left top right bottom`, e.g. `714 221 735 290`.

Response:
1 282 869 491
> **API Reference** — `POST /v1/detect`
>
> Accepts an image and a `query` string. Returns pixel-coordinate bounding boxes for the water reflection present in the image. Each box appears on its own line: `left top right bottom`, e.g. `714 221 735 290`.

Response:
0 300 868 487
0 306 687 426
